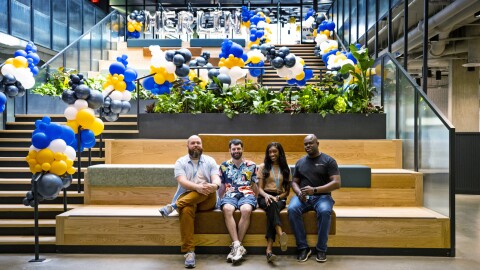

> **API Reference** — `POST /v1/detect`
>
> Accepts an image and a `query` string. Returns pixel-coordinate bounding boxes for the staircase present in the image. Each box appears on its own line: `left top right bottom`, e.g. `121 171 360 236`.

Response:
0 114 138 252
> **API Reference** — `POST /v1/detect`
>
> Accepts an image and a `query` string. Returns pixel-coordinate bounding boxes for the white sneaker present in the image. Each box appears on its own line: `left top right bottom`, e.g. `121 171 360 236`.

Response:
226 244 236 262
231 245 247 263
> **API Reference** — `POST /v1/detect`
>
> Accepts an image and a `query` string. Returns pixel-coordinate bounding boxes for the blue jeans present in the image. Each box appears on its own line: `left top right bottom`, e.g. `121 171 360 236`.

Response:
288 195 335 252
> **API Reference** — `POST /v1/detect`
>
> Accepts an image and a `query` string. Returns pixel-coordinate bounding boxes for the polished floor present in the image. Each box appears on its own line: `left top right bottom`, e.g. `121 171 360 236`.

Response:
1 195 479 270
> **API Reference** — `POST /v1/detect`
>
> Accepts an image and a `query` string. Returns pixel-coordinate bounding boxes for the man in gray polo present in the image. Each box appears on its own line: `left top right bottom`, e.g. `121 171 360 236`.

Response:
159 135 221 268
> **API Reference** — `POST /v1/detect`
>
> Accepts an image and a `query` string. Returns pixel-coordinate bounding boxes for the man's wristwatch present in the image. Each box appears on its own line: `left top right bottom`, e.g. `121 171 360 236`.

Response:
313 187 317 194
215 184 220 190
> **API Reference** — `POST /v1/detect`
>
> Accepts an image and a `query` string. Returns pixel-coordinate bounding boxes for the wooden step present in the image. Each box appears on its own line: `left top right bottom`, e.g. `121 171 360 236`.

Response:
0 167 87 173
0 236 56 245
0 191 84 197
0 130 139 134
0 219 56 227
0 178 84 185
6 122 138 127
0 204 82 211
0 157 105 162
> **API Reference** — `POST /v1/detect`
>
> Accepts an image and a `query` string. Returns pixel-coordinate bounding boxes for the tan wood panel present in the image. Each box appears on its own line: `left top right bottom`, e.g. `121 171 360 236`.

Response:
332 188 419 206
105 139 185 164
85 186 177 205
142 47 202 57
57 216 449 248
0 236 56 245
371 173 418 189
199 134 309 152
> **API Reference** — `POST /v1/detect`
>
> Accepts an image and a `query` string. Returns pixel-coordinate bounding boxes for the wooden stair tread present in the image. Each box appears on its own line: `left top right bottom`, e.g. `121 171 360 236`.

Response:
0 147 101 151
0 130 139 134
0 204 82 211
0 219 56 227
0 167 87 172
0 157 104 162
0 191 84 197
0 236 56 244
371 169 422 174
0 178 84 184
6 122 137 126
15 114 137 118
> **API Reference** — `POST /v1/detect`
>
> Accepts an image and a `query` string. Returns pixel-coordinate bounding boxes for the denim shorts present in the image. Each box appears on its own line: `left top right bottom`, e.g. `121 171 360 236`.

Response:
220 194 257 210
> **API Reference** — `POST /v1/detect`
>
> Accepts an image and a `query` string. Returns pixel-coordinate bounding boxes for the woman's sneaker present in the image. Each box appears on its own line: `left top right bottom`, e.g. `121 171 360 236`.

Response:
184 251 196 268
266 252 277 263
279 232 288 252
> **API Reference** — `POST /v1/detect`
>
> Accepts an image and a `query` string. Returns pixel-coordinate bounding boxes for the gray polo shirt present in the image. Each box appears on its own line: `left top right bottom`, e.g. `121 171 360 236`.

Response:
172 154 219 202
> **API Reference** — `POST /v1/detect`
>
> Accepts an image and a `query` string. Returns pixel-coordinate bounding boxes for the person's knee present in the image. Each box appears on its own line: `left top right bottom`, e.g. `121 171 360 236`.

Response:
222 204 236 215
239 204 253 217
316 209 332 219
179 205 195 217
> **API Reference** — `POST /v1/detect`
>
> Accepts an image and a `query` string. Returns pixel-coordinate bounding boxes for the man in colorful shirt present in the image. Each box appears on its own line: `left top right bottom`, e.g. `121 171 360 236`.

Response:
218 138 258 264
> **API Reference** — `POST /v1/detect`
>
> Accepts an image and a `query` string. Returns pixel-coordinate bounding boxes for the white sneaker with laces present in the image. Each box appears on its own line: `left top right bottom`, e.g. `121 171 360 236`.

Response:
232 245 246 263
226 244 236 262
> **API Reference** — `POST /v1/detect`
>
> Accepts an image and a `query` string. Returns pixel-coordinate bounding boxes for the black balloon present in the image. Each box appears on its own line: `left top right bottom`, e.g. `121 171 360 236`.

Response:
279 46 290 56
104 112 119 122
37 173 63 199
188 60 198 67
60 174 73 189
74 84 91 99
62 90 77 104
284 53 297 68
70 75 81 84
173 54 185 67
178 48 192 63
271 57 285 69
165 51 175 62
208 69 220 79
196 57 207 66
86 90 104 110
26 191 34 200
2 74 16 85
5 85 19 97
175 64 190 77
110 100 123 114
120 101 131 114
16 85 26 97
217 74 231 85
23 197 30 206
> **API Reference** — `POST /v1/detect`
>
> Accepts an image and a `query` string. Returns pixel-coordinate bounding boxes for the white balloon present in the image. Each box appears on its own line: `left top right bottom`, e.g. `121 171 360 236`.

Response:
219 66 229 75
0 64 15 75
64 146 77 161
165 62 176 73
22 76 35 89
64 106 78 120
315 34 328 45
109 90 123 101
122 91 132 101
74 99 88 110
257 21 267 29
29 145 39 152
229 66 244 81
48 139 67 154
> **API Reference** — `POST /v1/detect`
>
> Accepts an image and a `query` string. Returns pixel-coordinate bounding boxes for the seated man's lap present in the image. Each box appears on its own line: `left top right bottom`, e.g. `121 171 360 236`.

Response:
221 194 257 210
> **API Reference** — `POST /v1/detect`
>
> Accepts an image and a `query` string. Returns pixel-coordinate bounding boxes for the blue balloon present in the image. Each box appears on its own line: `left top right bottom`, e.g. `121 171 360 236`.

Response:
249 34 257 42
60 125 75 146
0 104 4 113
304 69 314 80
126 81 136 91
31 66 39 76
0 92 6 104
79 129 95 145
123 68 137 82
242 53 248 62
287 79 297 85
297 79 307 86
32 132 50 149
327 21 336 31
14 50 27 57
27 52 40 65
45 123 63 140
68 136 78 149
255 30 264 39
109 62 126 75
42 116 51 124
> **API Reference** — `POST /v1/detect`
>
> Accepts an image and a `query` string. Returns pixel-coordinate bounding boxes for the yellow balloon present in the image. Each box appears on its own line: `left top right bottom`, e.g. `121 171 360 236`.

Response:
91 118 105 136
266 17 271 24
28 150 37 158
27 158 37 166
41 163 51 171
65 159 74 167
135 23 142 32
5 58 14 65
67 167 77 175
36 149 54 165
154 73 166 85
324 30 330 37
13 56 28 68
128 24 135 32
76 109 95 128
34 164 42 173
50 160 67 176
165 72 175 83
250 55 261 64
66 120 79 134
296 72 305 81
299 58 305 66
115 81 126 91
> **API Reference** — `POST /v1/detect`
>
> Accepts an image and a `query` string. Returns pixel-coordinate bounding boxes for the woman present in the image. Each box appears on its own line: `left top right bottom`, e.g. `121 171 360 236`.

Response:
257 142 291 262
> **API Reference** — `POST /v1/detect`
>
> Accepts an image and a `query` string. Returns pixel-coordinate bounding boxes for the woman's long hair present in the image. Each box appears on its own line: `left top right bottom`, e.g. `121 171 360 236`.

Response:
262 142 291 192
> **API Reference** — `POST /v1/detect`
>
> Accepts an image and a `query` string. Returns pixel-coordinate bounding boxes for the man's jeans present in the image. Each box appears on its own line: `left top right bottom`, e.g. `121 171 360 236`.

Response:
288 194 335 252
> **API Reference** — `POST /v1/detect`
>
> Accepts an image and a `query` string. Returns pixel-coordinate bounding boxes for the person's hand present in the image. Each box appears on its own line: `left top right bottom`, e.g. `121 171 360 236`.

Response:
297 191 307 202
264 194 276 206
301 186 314 196
195 183 210 195
205 183 218 194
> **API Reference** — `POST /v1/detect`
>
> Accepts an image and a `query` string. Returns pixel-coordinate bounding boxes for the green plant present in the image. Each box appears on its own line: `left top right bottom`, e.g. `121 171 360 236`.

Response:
31 67 76 97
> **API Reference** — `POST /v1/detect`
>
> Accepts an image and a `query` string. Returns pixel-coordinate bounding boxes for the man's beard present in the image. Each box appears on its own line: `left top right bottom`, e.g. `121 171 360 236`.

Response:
189 148 203 158
231 152 242 160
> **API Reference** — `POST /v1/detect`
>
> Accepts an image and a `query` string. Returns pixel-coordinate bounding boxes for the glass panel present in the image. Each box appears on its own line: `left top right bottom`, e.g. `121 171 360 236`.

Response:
91 25 102 72
379 0 388 20
69 0 83 42
367 0 376 29
350 0 357 43
418 96 450 216
380 58 397 141
343 0 350 45
33 0 50 47
110 0 126 5
53 0 68 50
79 35 91 73
11 0 31 40
65 44 79 71
0 0 7 33
398 70 415 170
302 5 315 43
358 0 366 42
83 3 95 32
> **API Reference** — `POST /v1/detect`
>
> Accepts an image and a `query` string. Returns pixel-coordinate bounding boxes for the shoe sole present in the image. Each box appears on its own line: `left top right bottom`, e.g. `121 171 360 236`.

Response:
297 249 311 262
279 233 288 252
185 264 195 268
267 254 277 263
158 209 170 218
231 257 243 264
316 257 327 263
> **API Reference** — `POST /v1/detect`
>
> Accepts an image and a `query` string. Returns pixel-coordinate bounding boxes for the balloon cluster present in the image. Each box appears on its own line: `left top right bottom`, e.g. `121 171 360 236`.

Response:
142 46 192 95
268 46 313 86
188 52 213 89
314 20 337 57
22 173 72 207
216 40 248 86
241 6 272 48
27 116 77 173
245 49 266 77
101 55 136 121
127 10 145 38
61 74 104 150
0 41 40 112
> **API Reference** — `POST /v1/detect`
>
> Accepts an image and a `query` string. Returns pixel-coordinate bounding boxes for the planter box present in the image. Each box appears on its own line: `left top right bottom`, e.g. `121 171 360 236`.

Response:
139 113 386 139
15 93 67 115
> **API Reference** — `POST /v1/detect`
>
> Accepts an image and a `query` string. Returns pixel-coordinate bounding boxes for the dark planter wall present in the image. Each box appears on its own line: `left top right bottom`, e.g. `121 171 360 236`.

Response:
455 133 480 194
139 113 387 139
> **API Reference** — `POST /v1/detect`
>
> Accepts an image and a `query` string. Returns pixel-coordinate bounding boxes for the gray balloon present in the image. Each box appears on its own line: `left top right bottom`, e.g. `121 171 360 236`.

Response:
37 173 63 199
173 54 185 67
271 57 285 69
104 112 119 122
5 85 18 97
60 174 73 189
178 48 192 62
74 84 91 99
217 74 231 85
165 50 175 61
120 101 131 114
208 69 220 79
86 90 104 109
175 64 190 77
188 60 198 67
279 46 290 55
110 100 123 114
196 57 207 66
205 63 213 70
284 53 297 68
